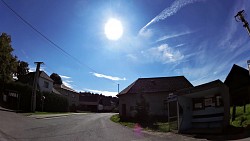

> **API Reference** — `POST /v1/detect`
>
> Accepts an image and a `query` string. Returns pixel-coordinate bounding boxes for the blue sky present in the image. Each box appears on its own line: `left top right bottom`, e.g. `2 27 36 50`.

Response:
1 0 250 97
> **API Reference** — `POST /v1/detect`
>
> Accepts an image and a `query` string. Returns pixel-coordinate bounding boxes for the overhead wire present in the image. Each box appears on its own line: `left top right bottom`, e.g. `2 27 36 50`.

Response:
0 0 119 86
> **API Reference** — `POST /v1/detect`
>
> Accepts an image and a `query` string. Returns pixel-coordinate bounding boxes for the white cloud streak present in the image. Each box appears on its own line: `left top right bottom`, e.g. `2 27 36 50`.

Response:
91 72 126 81
156 31 195 43
139 0 203 35
60 75 71 79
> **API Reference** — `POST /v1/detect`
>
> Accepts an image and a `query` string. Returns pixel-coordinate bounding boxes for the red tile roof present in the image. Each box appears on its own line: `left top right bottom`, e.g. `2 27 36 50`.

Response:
117 76 193 96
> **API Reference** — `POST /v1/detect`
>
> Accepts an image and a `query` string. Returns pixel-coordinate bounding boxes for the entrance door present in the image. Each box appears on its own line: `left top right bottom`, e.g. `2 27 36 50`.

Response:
122 104 126 117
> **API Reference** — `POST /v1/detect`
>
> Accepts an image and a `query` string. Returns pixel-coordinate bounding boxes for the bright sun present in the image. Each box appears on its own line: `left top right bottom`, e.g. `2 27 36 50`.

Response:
104 18 123 40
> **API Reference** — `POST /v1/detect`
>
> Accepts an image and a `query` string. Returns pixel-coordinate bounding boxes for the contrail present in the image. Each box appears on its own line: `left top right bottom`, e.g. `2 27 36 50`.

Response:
139 0 203 35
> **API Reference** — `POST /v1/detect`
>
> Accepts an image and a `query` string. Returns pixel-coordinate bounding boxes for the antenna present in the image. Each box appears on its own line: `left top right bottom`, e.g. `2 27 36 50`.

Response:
235 10 250 36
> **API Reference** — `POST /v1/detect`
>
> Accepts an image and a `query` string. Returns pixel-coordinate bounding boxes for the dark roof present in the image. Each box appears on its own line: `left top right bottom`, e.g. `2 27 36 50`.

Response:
176 79 224 96
224 64 250 85
117 76 193 96
18 71 53 84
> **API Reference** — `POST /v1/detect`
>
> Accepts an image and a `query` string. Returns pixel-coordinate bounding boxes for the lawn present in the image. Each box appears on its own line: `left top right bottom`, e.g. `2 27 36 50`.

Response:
110 114 170 132
230 104 250 127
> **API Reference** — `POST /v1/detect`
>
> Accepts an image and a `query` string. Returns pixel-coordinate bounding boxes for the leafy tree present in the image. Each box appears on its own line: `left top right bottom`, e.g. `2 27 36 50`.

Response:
16 60 29 79
0 33 18 82
50 73 62 85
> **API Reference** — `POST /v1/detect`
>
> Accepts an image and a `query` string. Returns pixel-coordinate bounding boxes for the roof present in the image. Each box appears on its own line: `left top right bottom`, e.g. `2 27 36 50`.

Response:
176 79 224 96
54 84 78 93
18 71 53 84
117 76 193 96
224 64 250 85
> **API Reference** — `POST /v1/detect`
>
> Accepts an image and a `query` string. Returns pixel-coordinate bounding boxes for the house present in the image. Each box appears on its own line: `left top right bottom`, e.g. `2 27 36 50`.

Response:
78 92 118 112
117 76 193 118
176 80 230 133
18 71 53 93
78 92 102 112
54 84 79 111
224 64 250 106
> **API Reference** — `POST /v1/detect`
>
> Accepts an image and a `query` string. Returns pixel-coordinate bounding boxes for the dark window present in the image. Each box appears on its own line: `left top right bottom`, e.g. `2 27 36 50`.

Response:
193 98 204 110
43 81 49 88
216 95 223 107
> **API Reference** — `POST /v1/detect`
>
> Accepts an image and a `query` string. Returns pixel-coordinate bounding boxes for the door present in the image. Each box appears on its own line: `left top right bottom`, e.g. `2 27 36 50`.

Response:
122 104 126 117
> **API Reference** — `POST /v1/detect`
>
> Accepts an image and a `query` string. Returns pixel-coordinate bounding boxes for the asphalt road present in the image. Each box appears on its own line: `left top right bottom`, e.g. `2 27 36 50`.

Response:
0 110 201 141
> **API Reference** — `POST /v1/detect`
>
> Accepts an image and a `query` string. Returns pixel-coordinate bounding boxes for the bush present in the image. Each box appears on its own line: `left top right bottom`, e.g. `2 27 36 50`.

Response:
38 92 68 112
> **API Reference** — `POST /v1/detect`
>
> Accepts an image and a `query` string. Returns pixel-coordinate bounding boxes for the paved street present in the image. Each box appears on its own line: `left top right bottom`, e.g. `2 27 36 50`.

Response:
0 110 204 141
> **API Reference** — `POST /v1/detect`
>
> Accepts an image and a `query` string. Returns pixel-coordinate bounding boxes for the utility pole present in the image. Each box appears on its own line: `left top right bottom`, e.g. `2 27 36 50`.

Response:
118 84 120 94
31 62 43 112
235 10 250 36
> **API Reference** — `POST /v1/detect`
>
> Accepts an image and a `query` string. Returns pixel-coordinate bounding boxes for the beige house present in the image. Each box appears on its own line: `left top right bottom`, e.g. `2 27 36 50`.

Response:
176 80 230 133
117 76 193 118
54 84 79 110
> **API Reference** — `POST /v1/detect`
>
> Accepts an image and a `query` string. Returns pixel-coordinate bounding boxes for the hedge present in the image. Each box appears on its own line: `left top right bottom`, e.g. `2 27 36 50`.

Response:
1 82 68 112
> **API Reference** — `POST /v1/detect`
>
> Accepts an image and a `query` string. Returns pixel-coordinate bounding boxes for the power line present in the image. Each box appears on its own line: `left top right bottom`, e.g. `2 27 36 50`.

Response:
0 0 119 85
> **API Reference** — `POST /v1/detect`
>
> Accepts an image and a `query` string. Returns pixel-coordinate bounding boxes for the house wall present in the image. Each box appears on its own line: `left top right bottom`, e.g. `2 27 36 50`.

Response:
56 89 79 107
119 94 138 118
143 92 169 116
38 77 53 93
118 92 170 118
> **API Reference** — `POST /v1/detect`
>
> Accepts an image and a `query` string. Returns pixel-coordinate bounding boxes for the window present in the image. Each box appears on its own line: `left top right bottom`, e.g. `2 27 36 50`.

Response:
216 95 223 107
193 98 204 110
43 81 49 88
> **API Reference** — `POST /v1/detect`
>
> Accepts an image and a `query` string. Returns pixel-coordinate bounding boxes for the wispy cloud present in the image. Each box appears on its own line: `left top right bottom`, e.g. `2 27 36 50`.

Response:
139 0 203 35
59 75 71 79
84 89 118 97
59 74 73 88
156 31 195 43
91 72 126 81
142 44 184 64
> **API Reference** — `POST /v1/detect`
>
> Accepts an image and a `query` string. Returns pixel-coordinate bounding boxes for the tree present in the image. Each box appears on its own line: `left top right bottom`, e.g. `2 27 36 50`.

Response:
16 61 29 79
50 73 62 85
0 33 18 82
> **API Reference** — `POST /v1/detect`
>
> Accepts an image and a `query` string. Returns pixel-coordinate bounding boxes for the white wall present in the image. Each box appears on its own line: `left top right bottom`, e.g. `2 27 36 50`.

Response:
38 77 53 93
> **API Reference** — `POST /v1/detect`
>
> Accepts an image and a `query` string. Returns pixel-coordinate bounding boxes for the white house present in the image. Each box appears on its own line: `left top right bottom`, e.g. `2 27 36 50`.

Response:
18 71 54 93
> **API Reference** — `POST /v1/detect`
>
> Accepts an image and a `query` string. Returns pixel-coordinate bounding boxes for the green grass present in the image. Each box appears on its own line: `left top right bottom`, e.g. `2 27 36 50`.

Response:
110 114 170 132
230 104 250 127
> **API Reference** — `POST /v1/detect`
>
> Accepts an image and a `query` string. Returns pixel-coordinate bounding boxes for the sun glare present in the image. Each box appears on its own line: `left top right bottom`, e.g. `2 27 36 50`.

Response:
104 18 123 40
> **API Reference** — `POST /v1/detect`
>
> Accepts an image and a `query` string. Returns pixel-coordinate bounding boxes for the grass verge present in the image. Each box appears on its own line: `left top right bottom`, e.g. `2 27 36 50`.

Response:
110 114 170 132
22 111 72 116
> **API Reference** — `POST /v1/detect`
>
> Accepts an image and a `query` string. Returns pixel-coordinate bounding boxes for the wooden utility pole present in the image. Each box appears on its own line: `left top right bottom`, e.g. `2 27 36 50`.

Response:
235 10 250 36
31 62 43 112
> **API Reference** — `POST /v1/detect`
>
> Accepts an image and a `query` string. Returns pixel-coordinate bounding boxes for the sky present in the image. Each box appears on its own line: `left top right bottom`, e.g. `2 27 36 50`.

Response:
1 0 250 97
